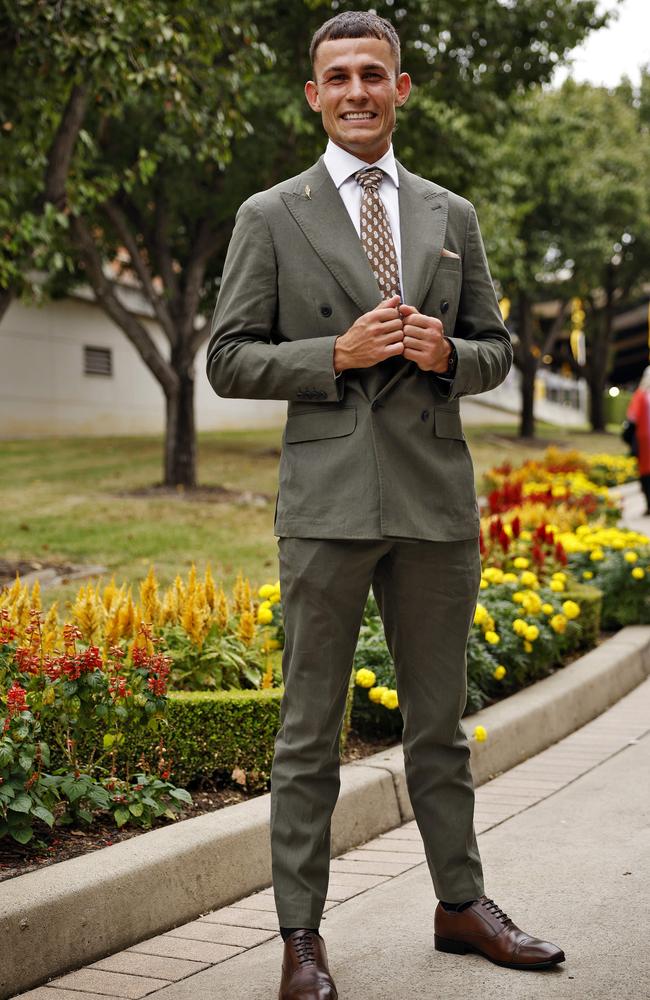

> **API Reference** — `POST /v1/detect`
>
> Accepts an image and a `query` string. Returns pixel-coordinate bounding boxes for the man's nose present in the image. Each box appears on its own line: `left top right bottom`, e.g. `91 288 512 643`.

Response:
347 74 369 100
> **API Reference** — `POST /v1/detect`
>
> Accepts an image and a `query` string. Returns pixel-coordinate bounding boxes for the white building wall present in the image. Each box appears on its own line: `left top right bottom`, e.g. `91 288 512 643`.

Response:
0 296 287 437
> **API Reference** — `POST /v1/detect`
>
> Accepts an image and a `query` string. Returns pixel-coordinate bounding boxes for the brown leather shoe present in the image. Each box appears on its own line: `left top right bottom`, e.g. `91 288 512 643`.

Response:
434 895 566 970
278 929 338 999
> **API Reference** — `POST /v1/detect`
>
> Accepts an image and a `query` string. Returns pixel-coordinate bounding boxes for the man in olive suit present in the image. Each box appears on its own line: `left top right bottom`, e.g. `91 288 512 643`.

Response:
207 11 565 999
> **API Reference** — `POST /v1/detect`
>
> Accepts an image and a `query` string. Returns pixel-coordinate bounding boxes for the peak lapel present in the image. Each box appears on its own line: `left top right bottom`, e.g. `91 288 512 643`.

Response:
281 159 382 316
397 163 449 311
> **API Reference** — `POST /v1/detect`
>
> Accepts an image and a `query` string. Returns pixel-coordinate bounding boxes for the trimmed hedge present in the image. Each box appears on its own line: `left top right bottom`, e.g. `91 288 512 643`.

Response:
44 688 283 788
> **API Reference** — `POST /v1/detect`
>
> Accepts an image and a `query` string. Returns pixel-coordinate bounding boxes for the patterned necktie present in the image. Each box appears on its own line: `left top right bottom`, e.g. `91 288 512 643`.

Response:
354 167 401 300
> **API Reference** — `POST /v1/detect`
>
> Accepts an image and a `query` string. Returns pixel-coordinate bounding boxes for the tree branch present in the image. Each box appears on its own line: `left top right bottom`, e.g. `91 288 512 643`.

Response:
103 198 176 345
43 84 89 207
69 212 178 396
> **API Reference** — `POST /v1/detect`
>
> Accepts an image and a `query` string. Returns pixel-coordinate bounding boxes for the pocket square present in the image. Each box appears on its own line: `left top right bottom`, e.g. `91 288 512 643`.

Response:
441 248 461 259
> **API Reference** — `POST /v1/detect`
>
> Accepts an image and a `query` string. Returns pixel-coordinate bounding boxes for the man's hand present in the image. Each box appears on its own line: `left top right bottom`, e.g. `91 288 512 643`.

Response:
399 304 451 373
333 294 404 372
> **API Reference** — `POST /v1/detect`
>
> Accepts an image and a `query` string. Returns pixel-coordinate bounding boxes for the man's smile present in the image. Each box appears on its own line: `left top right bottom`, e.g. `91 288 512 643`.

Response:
340 111 377 120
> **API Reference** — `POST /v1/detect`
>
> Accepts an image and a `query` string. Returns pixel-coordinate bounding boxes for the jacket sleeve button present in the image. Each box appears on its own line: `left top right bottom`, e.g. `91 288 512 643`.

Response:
320 305 333 318
420 409 430 421
440 300 449 314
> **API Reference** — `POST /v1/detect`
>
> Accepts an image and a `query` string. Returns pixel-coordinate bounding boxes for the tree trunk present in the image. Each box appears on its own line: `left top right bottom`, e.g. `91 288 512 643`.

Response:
517 291 537 438
587 268 615 433
0 288 13 325
164 367 196 487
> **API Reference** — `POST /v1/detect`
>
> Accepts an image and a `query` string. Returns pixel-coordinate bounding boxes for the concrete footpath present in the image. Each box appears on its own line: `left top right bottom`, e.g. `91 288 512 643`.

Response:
17 674 650 1000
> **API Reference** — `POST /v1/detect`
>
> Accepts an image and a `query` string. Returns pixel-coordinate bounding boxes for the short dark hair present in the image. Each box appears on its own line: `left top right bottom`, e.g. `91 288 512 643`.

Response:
310 10 401 77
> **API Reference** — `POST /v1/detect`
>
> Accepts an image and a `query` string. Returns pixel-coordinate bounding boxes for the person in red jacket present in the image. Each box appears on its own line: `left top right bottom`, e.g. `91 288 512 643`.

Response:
626 366 650 514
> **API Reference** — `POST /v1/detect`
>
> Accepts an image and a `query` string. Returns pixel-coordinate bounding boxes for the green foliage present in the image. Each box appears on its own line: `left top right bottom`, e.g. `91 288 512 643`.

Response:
568 550 650 628
158 622 268 691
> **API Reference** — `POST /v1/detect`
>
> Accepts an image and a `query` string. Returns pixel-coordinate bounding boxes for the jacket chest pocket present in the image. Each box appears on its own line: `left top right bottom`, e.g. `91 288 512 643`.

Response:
423 260 462 336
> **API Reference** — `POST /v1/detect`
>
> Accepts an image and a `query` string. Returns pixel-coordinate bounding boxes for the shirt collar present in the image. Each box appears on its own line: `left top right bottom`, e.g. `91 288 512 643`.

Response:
323 139 399 189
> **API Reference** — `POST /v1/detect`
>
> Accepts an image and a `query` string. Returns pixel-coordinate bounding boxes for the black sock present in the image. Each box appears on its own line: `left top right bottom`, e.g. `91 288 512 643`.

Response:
280 925 320 941
440 899 477 912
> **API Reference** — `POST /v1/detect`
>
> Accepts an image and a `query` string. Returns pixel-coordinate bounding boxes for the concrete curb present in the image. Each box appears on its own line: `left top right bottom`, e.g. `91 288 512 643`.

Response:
3 626 650 998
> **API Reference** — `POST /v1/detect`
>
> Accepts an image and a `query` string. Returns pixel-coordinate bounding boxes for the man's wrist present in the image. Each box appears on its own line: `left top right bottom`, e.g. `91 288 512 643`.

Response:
333 335 349 374
431 338 456 375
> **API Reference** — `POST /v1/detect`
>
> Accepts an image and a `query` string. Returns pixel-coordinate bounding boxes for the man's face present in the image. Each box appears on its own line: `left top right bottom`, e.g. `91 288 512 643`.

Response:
304 36 411 163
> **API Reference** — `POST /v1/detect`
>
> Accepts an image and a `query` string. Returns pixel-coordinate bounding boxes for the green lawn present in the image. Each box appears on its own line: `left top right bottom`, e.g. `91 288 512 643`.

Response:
1 422 626 612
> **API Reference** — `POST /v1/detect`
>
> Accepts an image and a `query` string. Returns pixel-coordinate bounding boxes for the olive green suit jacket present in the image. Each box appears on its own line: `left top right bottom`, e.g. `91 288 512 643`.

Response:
206 156 512 540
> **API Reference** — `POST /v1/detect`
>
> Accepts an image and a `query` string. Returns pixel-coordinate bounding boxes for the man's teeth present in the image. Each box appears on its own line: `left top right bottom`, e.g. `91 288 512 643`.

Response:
342 113 375 120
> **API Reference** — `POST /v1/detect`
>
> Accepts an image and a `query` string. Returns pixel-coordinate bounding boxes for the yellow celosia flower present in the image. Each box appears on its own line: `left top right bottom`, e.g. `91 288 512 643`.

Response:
355 668 376 688
381 689 399 710
562 600 580 620
473 725 487 741
551 614 567 634
238 609 256 646
493 665 507 680
485 630 500 645
632 567 645 580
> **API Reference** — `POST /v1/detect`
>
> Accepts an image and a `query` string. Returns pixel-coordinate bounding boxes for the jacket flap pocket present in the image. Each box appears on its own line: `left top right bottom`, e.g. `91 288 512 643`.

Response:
433 408 465 440
286 406 357 443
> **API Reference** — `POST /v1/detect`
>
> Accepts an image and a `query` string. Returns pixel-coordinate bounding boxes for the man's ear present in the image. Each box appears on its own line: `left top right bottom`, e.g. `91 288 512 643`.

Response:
304 80 321 113
395 72 412 108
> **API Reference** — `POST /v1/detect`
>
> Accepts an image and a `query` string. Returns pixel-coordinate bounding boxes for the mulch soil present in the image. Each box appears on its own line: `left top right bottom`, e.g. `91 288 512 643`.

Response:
0 730 398 884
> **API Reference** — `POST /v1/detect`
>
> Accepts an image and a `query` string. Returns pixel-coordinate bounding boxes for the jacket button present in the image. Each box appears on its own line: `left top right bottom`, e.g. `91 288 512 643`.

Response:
371 400 382 411
421 409 430 422
320 305 332 318
440 300 449 314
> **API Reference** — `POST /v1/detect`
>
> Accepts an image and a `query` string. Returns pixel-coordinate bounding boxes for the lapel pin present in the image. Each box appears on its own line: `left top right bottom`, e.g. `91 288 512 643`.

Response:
304 185 311 200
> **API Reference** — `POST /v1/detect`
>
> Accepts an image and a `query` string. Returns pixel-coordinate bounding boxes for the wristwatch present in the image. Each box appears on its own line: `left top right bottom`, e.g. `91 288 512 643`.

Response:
444 339 457 377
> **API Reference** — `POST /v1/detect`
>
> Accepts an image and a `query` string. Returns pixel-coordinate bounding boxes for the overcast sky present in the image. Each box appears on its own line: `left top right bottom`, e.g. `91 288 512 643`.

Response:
552 0 650 88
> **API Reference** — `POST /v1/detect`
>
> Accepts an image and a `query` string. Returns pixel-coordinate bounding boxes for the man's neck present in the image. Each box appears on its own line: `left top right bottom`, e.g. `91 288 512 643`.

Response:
328 137 391 164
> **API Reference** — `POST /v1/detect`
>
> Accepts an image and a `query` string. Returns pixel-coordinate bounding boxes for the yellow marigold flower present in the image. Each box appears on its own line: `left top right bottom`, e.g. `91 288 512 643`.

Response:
550 579 565 592
474 603 489 626
632 567 645 580
369 685 388 704
590 549 604 562
513 591 525 604
542 603 554 615
267 590 281 606
274 580 281 592
512 618 528 636
381 688 399 710
355 668 377 688
258 583 276 599
525 624 539 641
562 600 580 620
551 614 567 634
582 570 594 580
524 640 533 653
522 592 542 615
257 605 274 625
493 665 507 681
502 572 518 583
513 557 529 569
479 579 489 590
624 551 638 563
520 530 532 541
520 571 538 588
473 725 487 741
483 567 504 584
551 571 567 582
485 630 500 645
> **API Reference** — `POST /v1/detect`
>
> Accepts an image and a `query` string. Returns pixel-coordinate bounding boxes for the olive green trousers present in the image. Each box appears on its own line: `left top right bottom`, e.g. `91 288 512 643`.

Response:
270 535 486 928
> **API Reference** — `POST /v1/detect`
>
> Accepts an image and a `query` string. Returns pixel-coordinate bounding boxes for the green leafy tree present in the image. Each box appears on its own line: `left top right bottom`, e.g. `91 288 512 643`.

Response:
1 0 609 481
484 76 650 435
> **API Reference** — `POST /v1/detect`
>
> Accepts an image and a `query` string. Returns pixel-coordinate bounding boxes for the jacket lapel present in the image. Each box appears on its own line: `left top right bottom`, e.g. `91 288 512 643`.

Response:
397 161 449 311
281 158 383 315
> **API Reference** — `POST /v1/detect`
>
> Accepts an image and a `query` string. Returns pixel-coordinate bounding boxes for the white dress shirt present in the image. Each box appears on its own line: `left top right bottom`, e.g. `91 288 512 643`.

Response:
322 139 403 293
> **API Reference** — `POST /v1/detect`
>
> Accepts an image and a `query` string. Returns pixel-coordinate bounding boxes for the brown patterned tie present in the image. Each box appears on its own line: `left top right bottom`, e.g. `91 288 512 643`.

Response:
354 167 401 300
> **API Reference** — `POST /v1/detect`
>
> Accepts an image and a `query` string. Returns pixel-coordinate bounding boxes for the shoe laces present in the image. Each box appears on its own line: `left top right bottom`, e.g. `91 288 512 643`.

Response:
480 896 511 925
292 930 317 965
